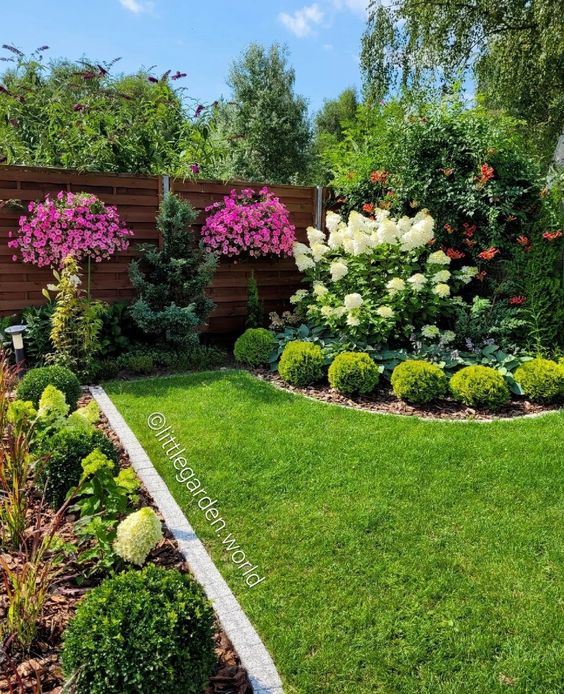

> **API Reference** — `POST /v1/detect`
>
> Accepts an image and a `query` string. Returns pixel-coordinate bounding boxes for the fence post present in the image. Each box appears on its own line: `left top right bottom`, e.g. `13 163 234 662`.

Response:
161 175 170 196
314 186 324 230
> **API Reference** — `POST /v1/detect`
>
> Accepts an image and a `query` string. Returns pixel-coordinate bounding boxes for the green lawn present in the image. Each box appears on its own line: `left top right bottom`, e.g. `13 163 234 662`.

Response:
106 371 563 694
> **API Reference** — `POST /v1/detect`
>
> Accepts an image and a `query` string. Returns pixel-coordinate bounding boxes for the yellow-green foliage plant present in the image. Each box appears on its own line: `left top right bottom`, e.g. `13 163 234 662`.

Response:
450 365 510 410
233 327 275 366
391 360 447 405
328 352 380 395
514 358 564 403
44 254 104 378
278 341 324 386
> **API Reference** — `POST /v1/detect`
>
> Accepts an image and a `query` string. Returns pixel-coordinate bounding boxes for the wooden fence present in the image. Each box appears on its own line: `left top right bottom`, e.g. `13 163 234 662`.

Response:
0 165 320 333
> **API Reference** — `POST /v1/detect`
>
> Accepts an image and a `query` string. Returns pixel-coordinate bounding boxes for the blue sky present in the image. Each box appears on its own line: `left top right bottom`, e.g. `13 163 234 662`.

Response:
3 0 369 115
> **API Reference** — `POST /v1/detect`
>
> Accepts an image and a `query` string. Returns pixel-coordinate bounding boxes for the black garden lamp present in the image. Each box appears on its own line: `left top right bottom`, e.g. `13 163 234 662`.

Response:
4 324 27 364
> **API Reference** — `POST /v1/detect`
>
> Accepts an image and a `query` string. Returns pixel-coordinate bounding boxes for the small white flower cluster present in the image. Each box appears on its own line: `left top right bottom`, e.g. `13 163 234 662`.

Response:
459 265 479 284
421 324 456 344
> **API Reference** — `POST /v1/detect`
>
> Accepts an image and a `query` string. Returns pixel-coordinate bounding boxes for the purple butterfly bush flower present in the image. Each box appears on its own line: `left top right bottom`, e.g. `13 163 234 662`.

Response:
190 163 200 174
194 104 204 118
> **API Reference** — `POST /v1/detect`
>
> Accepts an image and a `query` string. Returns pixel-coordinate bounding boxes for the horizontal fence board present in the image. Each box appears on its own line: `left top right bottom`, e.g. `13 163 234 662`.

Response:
0 165 319 333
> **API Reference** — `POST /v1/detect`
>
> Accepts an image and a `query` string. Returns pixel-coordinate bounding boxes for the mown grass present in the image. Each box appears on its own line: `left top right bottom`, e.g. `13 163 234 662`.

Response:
106 371 563 694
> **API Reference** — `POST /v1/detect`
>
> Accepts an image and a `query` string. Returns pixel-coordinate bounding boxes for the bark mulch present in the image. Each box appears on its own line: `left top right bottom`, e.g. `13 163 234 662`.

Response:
0 394 252 694
252 368 560 421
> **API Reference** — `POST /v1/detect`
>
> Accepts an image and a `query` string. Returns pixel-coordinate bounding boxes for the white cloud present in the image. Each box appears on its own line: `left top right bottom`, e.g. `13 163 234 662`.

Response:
279 4 325 37
333 0 369 16
119 0 153 14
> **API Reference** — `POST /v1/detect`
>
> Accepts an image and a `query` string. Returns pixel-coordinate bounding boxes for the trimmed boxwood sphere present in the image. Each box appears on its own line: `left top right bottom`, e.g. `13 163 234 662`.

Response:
450 365 510 410
328 352 379 395
391 360 447 405
62 565 216 694
233 328 276 366
17 365 81 410
278 340 323 386
514 358 563 403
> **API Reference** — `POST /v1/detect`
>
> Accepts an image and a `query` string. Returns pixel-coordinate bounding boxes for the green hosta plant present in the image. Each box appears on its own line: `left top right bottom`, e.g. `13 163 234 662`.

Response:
291 209 478 346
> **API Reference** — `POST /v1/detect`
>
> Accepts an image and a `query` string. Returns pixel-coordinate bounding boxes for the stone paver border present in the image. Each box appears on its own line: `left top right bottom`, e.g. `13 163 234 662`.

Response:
253 373 561 423
90 386 284 694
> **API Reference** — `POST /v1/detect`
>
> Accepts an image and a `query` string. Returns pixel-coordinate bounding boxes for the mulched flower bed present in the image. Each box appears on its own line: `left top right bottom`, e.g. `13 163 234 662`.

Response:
0 393 252 694
252 369 561 421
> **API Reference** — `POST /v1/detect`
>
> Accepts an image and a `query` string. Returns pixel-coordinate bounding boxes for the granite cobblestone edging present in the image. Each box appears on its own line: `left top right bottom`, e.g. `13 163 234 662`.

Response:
90 386 284 694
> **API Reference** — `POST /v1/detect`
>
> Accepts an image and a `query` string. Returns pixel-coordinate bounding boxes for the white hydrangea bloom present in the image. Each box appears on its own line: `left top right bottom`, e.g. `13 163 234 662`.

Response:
348 210 371 234
307 226 326 245
290 289 309 304
310 242 330 262
374 208 391 222
325 211 342 233
397 215 413 235
313 282 329 297
334 306 347 318
421 324 440 338
327 228 345 249
412 215 434 238
433 282 451 297
400 214 434 251
377 218 400 245
376 305 394 318
346 313 360 327
407 273 427 291
293 241 310 256
344 293 363 310
341 227 355 254
113 507 163 567
427 250 451 265
320 305 334 317
441 330 456 343
330 260 348 281
386 277 406 294
351 230 373 255
295 254 315 272
432 270 451 283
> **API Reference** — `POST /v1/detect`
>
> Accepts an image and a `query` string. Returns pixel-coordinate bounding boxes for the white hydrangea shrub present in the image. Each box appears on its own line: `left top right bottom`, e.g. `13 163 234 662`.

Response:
291 209 478 344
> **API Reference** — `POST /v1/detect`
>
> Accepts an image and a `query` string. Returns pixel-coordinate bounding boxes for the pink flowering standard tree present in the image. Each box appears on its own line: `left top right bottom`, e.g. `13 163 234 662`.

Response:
9 191 133 268
201 187 296 259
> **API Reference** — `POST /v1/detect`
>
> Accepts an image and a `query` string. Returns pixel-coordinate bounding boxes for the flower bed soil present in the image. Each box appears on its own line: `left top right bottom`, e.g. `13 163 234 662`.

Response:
252 369 561 421
0 393 251 694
